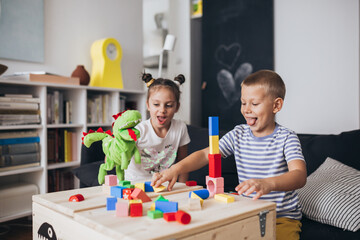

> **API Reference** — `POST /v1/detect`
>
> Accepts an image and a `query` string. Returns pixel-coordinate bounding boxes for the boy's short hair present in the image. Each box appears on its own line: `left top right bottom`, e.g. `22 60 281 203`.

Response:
241 70 286 100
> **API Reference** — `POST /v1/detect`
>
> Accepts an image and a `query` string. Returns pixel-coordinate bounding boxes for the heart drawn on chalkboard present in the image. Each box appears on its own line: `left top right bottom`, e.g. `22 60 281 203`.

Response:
217 62 253 107
215 43 241 70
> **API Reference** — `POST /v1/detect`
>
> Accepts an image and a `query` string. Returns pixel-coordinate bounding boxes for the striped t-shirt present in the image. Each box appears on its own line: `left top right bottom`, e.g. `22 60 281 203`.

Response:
219 123 305 220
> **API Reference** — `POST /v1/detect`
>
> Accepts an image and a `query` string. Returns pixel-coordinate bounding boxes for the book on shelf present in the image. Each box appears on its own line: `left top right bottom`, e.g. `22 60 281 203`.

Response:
1 72 80 86
0 162 40 172
48 168 74 192
0 142 40 155
88 93 112 124
0 152 40 167
3 93 34 98
47 91 72 124
0 102 39 110
0 130 38 139
0 109 40 115
0 114 41 126
64 130 77 162
71 131 78 162
0 96 41 103
0 136 40 145
48 129 65 163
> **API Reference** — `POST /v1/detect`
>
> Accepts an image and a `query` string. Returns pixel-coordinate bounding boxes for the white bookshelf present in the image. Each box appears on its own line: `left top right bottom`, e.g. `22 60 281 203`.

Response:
0 79 146 222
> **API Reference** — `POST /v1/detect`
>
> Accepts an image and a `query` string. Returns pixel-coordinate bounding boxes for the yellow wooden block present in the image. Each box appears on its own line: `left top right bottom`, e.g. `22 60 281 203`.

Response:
209 135 219 154
214 194 235 203
135 183 145 192
149 202 155 211
129 199 142 204
190 192 204 206
153 185 166 193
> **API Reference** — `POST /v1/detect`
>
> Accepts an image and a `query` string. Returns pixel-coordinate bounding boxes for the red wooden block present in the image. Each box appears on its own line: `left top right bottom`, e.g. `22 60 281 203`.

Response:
208 154 221 178
185 180 197 186
69 194 84 202
123 188 134 200
163 212 176 222
175 210 191 224
129 203 142 217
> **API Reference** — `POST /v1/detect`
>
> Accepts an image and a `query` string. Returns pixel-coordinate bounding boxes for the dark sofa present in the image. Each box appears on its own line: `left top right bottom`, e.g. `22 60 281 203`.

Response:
74 125 360 239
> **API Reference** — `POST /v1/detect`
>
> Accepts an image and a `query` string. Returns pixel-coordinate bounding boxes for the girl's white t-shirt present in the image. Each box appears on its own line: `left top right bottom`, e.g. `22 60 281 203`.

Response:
124 118 190 181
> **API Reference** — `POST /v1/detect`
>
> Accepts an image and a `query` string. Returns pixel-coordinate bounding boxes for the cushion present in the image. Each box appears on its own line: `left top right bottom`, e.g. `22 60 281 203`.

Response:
297 129 360 175
297 157 360 232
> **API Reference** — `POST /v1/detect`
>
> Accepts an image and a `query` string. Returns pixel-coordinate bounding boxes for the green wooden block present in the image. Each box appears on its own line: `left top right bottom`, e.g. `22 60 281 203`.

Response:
119 180 131 187
155 195 168 202
147 210 163 219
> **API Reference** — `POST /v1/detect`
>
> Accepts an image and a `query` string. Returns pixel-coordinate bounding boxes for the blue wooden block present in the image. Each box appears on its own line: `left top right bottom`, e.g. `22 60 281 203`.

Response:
209 116 219 136
106 197 117 211
144 181 154 192
111 186 126 198
155 201 178 213
189 189 210 199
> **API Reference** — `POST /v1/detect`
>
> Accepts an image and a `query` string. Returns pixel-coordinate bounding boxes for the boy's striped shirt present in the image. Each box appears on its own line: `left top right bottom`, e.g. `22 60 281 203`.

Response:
219 123 305 220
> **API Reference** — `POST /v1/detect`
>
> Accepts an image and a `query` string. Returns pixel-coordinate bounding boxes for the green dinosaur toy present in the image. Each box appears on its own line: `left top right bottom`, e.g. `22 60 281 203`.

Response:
82 110 142 184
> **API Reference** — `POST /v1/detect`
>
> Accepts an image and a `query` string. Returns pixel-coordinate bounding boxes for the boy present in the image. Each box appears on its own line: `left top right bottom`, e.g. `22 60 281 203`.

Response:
151 70 307 240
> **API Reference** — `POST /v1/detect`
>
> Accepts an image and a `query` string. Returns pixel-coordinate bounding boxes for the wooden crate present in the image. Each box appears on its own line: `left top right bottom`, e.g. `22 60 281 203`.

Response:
33 183 276 239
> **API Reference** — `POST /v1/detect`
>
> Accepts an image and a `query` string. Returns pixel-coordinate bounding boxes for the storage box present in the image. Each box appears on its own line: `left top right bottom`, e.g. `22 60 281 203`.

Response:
0 182 38 218
33 183 276 239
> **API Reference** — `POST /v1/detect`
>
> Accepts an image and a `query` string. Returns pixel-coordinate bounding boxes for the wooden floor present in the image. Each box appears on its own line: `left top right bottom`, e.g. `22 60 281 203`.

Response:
0 217 32 240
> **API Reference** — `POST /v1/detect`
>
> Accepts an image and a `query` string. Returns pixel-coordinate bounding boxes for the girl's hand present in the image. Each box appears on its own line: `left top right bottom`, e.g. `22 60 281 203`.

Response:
151 165 179 191
235 179 273 200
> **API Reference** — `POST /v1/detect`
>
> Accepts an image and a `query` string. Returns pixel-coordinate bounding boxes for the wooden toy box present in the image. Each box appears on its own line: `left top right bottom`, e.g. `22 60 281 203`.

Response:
33 183 276 240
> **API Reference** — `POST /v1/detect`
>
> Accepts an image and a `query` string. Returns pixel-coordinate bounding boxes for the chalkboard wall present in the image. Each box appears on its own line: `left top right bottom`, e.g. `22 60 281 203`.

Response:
201 0 274 131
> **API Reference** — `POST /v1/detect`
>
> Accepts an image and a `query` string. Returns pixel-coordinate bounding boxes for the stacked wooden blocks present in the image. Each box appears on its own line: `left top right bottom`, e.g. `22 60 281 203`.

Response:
207 116 224 197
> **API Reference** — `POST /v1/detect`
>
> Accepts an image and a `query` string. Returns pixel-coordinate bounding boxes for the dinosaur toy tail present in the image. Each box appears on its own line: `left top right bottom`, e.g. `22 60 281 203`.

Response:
82 128 113 148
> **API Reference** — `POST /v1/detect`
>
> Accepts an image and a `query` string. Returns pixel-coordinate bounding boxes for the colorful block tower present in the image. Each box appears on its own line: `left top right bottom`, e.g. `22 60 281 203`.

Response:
207 117 224 197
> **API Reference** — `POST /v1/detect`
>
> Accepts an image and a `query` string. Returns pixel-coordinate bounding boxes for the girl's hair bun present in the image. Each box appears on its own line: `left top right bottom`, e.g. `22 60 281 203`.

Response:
142 72 153 83
174 74 185 85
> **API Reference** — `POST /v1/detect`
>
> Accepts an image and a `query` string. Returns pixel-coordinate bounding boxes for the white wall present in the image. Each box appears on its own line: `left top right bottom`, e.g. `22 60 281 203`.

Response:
168 0 191 124
0 0 143 90
275 0 360 134
168 0 360 133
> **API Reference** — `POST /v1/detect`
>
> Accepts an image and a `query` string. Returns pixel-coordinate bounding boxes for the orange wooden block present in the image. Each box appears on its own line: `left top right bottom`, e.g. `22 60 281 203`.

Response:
130 188 152 203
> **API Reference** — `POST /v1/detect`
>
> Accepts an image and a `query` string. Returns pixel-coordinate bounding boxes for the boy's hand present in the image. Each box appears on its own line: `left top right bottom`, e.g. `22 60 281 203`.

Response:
151 166 179 191
235 179 273 200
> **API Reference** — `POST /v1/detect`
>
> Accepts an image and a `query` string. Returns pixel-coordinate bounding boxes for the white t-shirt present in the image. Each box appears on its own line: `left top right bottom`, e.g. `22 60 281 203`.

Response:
124 119 190 181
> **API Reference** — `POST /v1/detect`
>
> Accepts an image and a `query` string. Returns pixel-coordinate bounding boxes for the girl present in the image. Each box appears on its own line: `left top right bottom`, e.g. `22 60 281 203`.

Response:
124 72 190 184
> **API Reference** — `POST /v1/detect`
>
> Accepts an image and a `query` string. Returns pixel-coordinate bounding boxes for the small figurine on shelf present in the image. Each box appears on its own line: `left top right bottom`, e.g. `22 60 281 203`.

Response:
82 110 142 184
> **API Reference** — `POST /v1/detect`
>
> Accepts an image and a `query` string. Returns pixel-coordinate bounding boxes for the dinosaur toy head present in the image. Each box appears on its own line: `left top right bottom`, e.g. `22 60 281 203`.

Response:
112 110 142 130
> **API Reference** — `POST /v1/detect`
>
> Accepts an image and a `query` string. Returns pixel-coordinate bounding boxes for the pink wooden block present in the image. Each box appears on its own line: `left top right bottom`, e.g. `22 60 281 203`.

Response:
105 175 118 186
206 176 224 197
116 202 129 217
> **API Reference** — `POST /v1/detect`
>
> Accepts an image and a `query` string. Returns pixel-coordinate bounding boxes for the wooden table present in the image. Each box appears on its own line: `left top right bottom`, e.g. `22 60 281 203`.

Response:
33 182 276 239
